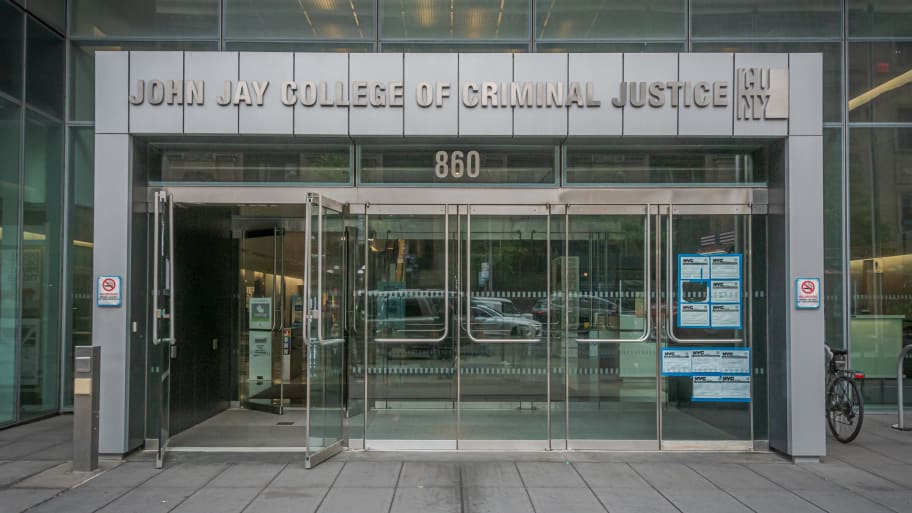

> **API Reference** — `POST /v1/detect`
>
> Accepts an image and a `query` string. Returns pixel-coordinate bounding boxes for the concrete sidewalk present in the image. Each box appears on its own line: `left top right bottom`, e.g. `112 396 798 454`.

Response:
1 414 911 513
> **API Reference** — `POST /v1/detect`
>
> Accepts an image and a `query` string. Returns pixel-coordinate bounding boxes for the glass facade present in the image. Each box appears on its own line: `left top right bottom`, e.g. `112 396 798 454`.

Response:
0 0 908 429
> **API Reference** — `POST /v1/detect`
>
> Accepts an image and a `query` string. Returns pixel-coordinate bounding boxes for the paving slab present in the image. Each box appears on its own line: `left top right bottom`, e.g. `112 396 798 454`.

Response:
317 486 394 513
726 489 826 513
516 462 587 488
526 487 606 513
0 461 60 487
460 462 524 488
240 487 326 513
398 462 459 487
140 463 227 489
462 487 535 513
332 462 401 488
659 489 754 513
25 486 130 513
171 486 261 513
795 490 897 513
631 462 716 491
267 462 341 489
12 461 115 489
746 463 846 492
390 487 460 513
79 462 160 489
688 463 782 491
574 462 652 489
207 463 285 488
592 487 679 513
95 486 197 513
0 487 62 513
862 490 912 513
804 461 907 492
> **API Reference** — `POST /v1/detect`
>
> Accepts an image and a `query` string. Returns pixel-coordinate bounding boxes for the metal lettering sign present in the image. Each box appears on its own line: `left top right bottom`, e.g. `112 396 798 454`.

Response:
127 67 789 121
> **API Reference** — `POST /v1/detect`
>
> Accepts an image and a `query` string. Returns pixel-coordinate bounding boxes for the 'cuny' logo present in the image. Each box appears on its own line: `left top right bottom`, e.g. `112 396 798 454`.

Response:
736 67 788 120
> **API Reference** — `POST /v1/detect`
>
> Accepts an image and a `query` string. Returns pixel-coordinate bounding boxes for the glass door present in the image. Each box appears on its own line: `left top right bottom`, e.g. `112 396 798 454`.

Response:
460 205 550 449
152 191 174 469
660 205 753 449
561 205 658 450
361 205 455 449
305 193 347 467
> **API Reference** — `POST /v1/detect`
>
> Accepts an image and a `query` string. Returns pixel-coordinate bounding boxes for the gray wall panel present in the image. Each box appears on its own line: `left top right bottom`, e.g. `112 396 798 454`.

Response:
459 53 512 136
787 135 826 457
95 52 129 134
295 53 349 136
623 53 678 136
404 53 458 136
184 52 239 135
678 53 733 136
349 53 404 136
92 133 131 454
568 53 622 136
129 52 183 134
513 53 568 136
239 52 293 134
734 53 789 137
788 54 823 136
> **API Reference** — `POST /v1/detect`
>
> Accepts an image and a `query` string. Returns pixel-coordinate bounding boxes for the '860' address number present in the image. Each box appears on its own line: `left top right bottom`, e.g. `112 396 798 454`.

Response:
434 150 480 179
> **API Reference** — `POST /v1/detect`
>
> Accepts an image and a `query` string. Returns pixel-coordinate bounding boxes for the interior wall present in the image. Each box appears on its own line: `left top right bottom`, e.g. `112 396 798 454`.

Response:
169 205 235 435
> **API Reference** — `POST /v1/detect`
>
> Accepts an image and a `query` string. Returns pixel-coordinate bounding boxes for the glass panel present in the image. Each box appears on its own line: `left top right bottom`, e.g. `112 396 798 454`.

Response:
691 0 842 38
824 128 845 350
308 203 346 453
536 42 684 53
462 212 548 441
71 0 219 38
225 0 375 41
662 214 751 441
27 0 66 32
564 144 768 186
849 0 912 37
26 18 63 119
848 42 912 123
0 1 23 99
19 109 63 420
381 42 527 53
564 213 658 442
62 127 94 409
0 98 21 426
535 0 684 40
360 145 556 185
849 127 912 408
381 0 529 41
150 142 351 184
362 211 456 442
224 41 374 52
694 42 842 123
70 41 219 122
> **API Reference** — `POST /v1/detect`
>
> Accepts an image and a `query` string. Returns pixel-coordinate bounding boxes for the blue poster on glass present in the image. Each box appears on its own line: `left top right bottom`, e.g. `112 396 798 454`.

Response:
677 254 742 330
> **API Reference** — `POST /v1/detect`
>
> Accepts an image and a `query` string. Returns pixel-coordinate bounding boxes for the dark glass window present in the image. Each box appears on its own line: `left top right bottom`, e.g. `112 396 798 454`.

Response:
694 42 842 123
535 0 685 40
27 0 66 32
691 0 842 38
25 18 64 118
382 0 529 41
0 97 21 426
564 145 768 185
0 2 23 99
849 0 912 38
848 42 912 123
71 0 219 38
823 128 844 350
536 42 684 53
225 0 375 41
359 144 556 185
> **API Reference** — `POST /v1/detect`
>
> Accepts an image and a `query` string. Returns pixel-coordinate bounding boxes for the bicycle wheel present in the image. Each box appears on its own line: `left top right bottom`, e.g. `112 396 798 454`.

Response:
826 376 864 443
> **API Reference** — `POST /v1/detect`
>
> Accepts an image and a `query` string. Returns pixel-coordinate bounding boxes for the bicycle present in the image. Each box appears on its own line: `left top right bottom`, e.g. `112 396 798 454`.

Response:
825 344 865 443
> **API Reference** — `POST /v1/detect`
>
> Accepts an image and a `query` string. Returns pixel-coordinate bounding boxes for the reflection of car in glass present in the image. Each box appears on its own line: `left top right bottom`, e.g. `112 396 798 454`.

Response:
467 304 542 338
530 293 619 333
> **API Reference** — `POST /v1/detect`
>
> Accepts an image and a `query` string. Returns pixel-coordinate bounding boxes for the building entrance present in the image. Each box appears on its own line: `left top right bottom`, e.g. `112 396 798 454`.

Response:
149 189 760 467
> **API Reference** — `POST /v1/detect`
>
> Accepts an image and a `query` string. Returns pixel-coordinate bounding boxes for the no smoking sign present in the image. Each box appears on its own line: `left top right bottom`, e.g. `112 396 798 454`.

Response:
97 275 122 307
795 278 820 309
